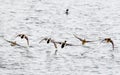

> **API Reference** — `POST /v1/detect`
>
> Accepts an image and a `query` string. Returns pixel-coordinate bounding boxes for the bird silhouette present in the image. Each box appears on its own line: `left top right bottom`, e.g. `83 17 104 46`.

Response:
73 34 93 45
16 34 29 46
4 38 21 46
101 38 114 50
55 40 80 48
39 37 57 49
65 9 69 15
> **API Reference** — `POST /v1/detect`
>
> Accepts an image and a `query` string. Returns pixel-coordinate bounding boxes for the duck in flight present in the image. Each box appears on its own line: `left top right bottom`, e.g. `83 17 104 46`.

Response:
73 34 93 45
39 37 58 55
3 38 21 46
16 34 29 46
55 40 80 48
39 37 57 49
101 38 114 50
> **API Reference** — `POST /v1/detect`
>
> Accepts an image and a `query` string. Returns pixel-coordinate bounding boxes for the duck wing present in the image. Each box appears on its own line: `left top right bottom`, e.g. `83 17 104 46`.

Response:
110 40 114 50
4 39 21 46
25 36 29 46
66 43 80 46
51 40 58 49
73 34 83 41
54 41 62 44
39 38 47 43
86 40 93 42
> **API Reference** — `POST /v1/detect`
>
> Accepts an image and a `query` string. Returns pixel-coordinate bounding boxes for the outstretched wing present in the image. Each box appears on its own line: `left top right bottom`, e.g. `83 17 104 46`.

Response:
16 34 21 37
16 34 23 38
86 40 93 43
25 36 29 45
100 39 105 44
39 38 47 43
66 43 80 46
73 34 83 41
110 40 114 50
53 42 58 49
4 39 21 46
51 40 58 49
54 41 62 44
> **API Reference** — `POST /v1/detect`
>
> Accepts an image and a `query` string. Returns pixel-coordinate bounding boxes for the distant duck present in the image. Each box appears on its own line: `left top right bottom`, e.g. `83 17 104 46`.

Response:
39 37 57 49
4 38 20 46
65 9 69 15
55 40 80 48
55 40 80 55
101 38 114 50
73 34 93 45
16 34 29 46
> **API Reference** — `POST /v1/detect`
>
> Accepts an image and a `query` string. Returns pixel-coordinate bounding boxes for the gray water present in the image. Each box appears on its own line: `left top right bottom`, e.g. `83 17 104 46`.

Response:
0 0 120 75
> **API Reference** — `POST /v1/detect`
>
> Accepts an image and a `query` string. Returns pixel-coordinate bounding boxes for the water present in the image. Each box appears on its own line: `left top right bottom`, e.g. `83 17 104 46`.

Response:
0 0 120 75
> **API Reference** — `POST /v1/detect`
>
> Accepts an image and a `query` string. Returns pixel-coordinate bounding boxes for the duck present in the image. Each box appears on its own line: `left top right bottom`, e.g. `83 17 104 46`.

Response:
16 34 29 46
4 38 21 46
55 40 80 48
65 9 69 15
39 37 57 49
73 34 93 45
101 38 114 50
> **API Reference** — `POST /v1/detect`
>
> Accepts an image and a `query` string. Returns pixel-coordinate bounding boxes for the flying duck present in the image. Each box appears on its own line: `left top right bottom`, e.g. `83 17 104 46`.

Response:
4 38 21 46
39 37 57 49
16 34 29 46
73 34 93 45
101 38 114 50
55 40 80 48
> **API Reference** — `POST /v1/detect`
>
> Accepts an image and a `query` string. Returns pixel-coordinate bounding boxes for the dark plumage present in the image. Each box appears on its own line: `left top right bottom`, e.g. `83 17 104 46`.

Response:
65 9 69 15
39 38 57 49
101 38 114 50
16 34 29 46
55 40 80 48
61 40 67 48
47 38 51 44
